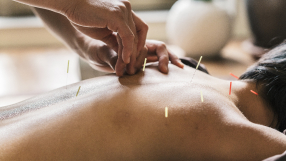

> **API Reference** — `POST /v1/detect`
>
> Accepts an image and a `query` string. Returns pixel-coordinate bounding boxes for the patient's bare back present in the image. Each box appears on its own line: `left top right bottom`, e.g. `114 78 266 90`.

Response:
0 64 286 161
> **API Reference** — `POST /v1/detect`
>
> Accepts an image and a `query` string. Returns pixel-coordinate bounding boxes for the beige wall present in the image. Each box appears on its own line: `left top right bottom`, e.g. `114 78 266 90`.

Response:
232 0 251 39
0 0 176 16
0 0 33 16
0 0 251 48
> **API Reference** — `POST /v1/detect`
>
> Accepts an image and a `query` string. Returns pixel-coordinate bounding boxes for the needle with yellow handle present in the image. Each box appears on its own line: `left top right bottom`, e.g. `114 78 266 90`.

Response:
66 60 69 89
76 86 81 97
143 58 147 71
196 56 203 70
191 56 203 83
165 107 168 118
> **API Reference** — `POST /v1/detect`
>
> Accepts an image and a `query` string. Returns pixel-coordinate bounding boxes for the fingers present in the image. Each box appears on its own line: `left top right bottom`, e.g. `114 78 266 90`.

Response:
95 42 118 72
146 40 184 73
77 36 117 73
62 0 150 76
146 56 159 62
116 23 135 64
155 44 170 74
125 47 137 74
145 40 169 73
115 34 126 76
134 46 148 71
69 0 142 65
123 8 139 74
132 11 148 56
72 23 119 52
108 0 137 65
168 50 185 69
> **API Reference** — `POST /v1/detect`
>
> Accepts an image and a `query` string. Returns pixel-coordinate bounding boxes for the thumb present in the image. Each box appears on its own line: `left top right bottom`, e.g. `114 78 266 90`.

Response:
72 23 119 52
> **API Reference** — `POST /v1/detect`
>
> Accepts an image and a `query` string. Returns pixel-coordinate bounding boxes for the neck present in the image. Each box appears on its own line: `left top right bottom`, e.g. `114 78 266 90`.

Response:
230 80 276 128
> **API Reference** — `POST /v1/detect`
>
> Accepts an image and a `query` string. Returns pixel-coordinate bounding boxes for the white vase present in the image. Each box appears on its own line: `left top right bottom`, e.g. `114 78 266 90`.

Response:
166 0 232 57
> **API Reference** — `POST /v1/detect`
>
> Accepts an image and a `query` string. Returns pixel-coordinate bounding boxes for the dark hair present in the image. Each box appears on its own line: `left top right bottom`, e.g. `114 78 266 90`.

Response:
239 44 286 132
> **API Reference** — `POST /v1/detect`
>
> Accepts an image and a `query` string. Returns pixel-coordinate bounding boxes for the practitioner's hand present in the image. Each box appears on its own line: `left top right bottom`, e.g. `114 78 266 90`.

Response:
15 0 148 72
145 40 184 73
61 0 148 74
76 37 183 75
75 34 119 73
75 33 148 74
115 38 184 75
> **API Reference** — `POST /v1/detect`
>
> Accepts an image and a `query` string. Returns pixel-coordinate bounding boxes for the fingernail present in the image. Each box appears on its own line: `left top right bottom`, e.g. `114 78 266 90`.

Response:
178 60 184 67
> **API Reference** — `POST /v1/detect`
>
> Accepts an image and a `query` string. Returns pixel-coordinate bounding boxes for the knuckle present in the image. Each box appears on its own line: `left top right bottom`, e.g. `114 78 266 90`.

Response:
160 55 169 62
158 43 167 49
113 8 125 19
98 43 109 53
121 0 131 11
172 54 179 59
123 33 135 40
117 3 127 14
106 23 117 34
143 23 149 32
118 4 126 11
87 51 98 62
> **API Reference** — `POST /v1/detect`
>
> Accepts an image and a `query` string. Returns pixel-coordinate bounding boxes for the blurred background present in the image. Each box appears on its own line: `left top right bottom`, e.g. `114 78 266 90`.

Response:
0 0 284 106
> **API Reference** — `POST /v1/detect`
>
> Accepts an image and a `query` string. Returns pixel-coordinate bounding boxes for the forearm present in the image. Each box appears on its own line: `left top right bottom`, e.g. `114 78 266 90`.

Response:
31 7 86 58
13 0 68 14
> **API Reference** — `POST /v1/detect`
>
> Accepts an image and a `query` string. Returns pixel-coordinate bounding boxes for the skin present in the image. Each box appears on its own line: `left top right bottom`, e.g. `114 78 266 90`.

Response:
14 0 149 75
1 64 286 161
31 7 184 76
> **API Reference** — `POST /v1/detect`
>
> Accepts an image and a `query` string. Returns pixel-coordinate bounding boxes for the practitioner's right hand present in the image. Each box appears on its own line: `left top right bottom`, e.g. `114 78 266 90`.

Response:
14 0 148 75
61 0 148 75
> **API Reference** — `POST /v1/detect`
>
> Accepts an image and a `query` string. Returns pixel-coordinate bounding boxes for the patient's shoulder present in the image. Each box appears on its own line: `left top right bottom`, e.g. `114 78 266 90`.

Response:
214 120 286 161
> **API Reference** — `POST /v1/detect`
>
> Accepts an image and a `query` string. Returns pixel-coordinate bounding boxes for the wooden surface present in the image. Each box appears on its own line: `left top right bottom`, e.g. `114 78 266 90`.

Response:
0 47 81 96
204 39 255 78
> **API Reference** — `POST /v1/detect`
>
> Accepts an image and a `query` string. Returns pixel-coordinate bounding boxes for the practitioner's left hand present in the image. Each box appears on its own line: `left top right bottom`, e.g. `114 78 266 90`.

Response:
144 40 184 73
